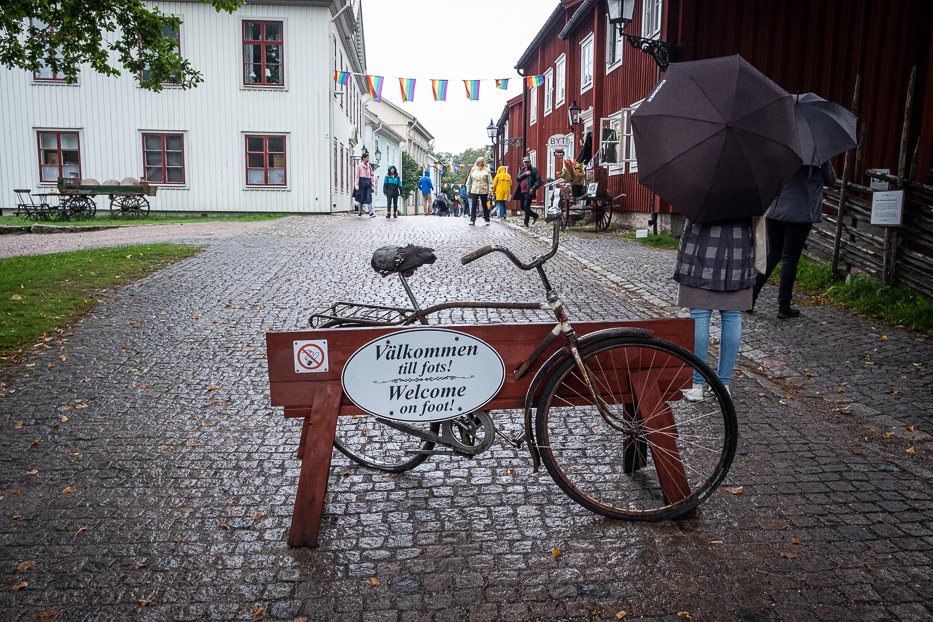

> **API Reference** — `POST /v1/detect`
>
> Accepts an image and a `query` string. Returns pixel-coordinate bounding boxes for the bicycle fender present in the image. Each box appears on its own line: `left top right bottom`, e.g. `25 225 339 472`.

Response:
522 326 653 471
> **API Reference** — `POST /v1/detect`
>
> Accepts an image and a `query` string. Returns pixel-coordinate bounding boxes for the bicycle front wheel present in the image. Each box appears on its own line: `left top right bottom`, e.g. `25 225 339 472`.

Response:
535 336 737 520
334 415 439 473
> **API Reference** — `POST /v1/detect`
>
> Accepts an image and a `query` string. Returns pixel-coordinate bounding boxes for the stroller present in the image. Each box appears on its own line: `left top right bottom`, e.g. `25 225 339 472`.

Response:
433 194 450 217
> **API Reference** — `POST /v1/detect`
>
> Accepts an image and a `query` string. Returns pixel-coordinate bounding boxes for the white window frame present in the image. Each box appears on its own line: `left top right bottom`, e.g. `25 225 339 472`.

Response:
599 99 642 176
555 54 566 107
580 33 595 94
543 69 554 116
528 150 537 171
529 84 538 126
606 14 624 73
504 120 510 154
643 0 662 40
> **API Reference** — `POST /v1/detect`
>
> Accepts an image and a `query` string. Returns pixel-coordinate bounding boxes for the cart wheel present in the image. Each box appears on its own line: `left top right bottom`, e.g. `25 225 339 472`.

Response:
559 196 570 231
112 195 149 219
594 199 612 231
535 335 737 520
60 196 95 221
334 417 440 472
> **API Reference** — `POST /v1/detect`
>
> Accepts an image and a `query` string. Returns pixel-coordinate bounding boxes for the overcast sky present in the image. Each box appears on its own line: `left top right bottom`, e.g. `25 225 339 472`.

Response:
361 0 557 155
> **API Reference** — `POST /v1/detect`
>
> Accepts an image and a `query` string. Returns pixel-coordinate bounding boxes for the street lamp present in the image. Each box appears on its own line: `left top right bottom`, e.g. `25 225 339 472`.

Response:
373 146 382 170
486 118 498 168
606 0 681 70
567 101 582 127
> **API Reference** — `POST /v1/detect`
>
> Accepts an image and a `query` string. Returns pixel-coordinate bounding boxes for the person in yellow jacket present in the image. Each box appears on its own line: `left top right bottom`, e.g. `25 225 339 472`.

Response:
492 165 512 221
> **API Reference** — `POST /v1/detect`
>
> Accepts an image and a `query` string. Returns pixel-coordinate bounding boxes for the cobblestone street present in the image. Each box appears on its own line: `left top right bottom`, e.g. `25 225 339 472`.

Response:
1 215 931 622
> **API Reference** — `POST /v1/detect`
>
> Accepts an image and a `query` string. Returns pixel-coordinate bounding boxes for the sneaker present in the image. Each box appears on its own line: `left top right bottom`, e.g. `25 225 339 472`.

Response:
483 221 490 226
777 307 800 319
532 214 539 224
386 214 391 218
393 214 398 219
724 385 732 397
683 383 704 402
369 213 376 218
469 221 475 226
357 211 363 216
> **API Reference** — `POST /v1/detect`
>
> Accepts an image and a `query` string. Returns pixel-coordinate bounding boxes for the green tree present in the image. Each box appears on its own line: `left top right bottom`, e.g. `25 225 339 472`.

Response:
0 0 243 91
400 151 422 198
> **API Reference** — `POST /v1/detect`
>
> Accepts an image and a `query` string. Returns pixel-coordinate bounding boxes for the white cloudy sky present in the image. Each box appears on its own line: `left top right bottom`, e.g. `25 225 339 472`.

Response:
361 0 557 155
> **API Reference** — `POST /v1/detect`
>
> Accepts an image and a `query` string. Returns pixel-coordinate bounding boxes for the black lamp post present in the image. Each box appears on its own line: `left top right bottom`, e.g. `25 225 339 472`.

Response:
373 146 382 171
486 118 498 168
607 0 681 70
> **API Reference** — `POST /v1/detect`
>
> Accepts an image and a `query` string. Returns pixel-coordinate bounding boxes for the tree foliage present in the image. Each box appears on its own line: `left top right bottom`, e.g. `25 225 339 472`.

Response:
0 0 243 91
400 151 422 198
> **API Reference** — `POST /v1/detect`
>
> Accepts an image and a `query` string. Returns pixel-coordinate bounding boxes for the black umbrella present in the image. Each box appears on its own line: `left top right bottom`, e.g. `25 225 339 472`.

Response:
631 55 802 224
794 93 857 166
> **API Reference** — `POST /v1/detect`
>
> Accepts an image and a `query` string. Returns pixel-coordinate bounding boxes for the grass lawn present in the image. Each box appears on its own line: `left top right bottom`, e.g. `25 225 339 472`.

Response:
0 243 201 366
0 212 294 227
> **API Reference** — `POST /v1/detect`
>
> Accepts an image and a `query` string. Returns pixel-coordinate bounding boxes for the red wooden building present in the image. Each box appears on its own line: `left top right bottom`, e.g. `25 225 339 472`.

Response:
496 0 933 231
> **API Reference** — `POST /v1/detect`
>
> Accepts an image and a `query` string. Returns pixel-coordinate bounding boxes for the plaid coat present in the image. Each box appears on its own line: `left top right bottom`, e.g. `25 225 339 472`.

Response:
673 219 755 291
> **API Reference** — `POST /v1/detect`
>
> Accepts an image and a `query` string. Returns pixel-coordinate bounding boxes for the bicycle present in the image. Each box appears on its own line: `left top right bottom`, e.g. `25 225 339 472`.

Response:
304 205 738 521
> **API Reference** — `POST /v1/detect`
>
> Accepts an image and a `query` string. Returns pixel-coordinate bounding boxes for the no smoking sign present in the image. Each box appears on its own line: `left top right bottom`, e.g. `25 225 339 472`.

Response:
293 340 329 373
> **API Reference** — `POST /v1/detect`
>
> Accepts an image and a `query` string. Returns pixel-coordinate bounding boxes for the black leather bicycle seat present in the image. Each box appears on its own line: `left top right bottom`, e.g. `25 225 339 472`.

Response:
371 245 437 277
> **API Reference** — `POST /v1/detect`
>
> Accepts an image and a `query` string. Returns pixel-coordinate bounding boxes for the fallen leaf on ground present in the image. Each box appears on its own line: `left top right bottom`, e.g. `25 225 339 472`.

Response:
24 470 37 476
207 387 220 391
62 486 76 493
77 527 86 534
780 552 797 559
287 618 309 622
677 613 691 619
551 548 561 557
906 446 915 454
138 599 150 607
251 606 264 618
249 511 264 520
17 561 36 572
14 422 22 429
218 524 230 530
11 515 22 520
616 612 627 620
865 561 872 570
12 581 27 591
906 425 915 431
368 578 379 586
726 486 743 494
137 563 146 568
790 538 801 545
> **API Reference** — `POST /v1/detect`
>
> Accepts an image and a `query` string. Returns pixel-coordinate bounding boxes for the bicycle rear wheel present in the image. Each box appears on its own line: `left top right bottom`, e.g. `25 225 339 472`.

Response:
334 415 439 473
535 336 737 520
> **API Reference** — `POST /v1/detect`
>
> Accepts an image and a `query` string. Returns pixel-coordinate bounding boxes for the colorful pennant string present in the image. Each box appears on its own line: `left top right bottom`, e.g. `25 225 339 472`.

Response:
398 78 416 102
464 80 480 101
334 71 350 86
525 74 544 87
432 79 448 101
366 75 384 102
495 78 509 90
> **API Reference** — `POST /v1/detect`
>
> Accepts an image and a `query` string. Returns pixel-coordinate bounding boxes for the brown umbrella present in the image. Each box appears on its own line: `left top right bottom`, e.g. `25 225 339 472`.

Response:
632 55 802 224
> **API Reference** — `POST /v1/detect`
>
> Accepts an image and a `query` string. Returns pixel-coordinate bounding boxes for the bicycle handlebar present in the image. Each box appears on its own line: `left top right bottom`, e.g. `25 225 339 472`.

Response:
460 218 560 271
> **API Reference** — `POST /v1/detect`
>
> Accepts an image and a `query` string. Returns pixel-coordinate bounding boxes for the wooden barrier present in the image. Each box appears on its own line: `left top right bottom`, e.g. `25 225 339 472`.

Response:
266 319 693 547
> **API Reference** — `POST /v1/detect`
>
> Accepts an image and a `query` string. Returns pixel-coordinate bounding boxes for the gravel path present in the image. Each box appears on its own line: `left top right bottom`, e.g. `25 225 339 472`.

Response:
0 219 285 258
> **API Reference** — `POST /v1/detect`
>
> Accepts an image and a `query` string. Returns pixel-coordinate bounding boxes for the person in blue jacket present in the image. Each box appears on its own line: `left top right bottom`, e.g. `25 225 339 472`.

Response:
417 170 434 215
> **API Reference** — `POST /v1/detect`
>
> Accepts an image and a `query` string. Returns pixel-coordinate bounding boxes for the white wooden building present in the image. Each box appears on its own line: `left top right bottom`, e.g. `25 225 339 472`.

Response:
363 109 405 213
0 0 372 214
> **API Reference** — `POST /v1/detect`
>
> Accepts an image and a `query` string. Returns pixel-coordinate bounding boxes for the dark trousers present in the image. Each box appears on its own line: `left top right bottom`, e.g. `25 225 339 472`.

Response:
386 195 398 215
753 219 813 310
520 194 537 225
469 194 489 222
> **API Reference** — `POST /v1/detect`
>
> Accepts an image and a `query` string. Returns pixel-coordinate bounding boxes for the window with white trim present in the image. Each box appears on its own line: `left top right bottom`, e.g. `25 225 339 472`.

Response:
37 131 81 182
528 150 537 170
555 54 566 107
141 22 181 84
580 33 594 94
142 133 185 184
543 69 553 116
243 20 284 86
599 100 642 175
30 19 67 82
606 14 624 71
643 0 662 40
245 134 286 186
529 84 538 125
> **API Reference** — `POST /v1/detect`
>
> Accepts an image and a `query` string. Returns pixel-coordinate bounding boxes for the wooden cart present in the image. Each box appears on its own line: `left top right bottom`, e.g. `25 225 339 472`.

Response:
57 178 157 219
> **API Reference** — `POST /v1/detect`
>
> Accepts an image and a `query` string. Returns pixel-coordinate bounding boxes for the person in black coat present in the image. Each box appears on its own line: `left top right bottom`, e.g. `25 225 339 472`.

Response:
515 156 542 227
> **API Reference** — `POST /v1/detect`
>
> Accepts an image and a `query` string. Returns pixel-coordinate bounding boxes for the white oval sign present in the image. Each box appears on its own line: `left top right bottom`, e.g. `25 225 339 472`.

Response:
341 328 505 422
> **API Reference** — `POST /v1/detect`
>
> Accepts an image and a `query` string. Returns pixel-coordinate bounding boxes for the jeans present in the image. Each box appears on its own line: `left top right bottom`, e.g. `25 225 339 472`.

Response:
470 194 490 222
753 219 813 310
496 200 506 218
690 308 741 386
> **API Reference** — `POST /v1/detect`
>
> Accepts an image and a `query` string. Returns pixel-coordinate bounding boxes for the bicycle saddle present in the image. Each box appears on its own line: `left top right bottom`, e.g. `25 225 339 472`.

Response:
371 244 437 277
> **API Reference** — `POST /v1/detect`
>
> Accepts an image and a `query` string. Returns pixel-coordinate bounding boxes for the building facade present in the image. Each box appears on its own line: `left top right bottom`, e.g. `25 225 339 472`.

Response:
363 109 405 212
1 0 369 214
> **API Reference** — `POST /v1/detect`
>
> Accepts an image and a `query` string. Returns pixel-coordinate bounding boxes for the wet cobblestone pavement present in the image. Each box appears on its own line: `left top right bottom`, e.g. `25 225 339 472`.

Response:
1 215 931 622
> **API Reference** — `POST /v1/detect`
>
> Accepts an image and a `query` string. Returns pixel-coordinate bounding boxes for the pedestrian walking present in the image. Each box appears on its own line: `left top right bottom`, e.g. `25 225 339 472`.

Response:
752 161 836 318
451 195 461 217
354 153 375 218
459 184 471 218
382 165 402 219
515 156 542 227
674 217 756 399
465 157 493 226
493 165 511 221
417 169 434 216
432 192 450 216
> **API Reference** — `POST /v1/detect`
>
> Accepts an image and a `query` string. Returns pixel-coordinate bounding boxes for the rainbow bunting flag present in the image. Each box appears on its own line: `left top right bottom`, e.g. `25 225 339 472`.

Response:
464 80 480 101
526 74 544 88
431 79 448 101
447 164 455 172
398 78 416 102
366 75 384 102
495 78 509 90
334 70 350 86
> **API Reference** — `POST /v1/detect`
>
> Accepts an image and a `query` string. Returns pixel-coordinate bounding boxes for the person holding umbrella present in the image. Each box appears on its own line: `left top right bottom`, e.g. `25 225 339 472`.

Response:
752 92 854 318
631 55 805 398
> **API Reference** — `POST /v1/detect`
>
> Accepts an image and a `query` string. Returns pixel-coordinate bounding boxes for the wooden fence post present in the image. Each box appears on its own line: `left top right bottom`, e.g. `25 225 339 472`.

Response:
831 74 862 276
884 66 917 286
